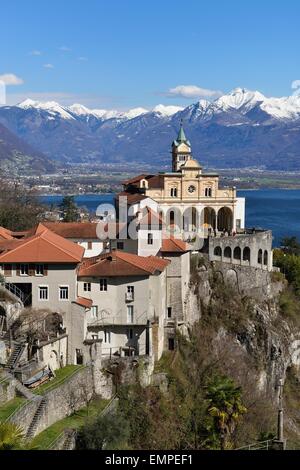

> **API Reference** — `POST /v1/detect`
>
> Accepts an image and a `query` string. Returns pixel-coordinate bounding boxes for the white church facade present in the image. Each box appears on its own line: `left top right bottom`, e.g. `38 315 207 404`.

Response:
119 124 245 243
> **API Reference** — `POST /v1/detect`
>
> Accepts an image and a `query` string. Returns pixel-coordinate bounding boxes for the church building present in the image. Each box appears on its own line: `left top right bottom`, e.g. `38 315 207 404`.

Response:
120 124 245 242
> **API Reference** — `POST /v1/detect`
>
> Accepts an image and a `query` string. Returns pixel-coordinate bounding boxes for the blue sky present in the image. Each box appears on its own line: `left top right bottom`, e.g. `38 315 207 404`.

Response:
1 0 300 109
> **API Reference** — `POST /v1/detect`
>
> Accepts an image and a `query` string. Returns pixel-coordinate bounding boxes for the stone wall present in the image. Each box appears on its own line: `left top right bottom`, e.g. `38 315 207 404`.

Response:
208 230 273 272
0 376 16 404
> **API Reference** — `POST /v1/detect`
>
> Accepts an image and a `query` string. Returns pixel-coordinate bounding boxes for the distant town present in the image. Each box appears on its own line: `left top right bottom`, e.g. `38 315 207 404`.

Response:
8 165 300 197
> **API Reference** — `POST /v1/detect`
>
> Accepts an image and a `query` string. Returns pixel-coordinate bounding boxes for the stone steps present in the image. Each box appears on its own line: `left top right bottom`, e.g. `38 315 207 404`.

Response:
26 397 47 439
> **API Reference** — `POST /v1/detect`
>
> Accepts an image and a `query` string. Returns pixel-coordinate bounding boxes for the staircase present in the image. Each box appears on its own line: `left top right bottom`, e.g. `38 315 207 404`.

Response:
63 430 77 450
6 342 25 369
26 397 47 439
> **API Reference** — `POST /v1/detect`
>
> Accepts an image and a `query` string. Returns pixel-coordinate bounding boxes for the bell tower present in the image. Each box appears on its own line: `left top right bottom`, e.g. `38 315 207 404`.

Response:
172 122 192 172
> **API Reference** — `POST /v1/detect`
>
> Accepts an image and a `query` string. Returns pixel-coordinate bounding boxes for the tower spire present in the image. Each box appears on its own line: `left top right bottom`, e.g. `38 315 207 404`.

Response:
177 119 187 143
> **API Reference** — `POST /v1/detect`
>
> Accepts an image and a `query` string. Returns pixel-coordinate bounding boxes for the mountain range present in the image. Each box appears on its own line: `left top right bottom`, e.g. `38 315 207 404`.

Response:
1 87 300 173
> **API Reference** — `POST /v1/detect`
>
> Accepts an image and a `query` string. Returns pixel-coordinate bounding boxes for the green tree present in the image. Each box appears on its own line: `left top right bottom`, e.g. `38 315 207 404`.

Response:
280 236 300 256
76 411 130 450
205 375 247 449
60 196 79 222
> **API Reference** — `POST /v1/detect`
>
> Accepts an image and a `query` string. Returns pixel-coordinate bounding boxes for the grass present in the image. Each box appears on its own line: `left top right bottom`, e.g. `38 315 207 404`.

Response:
32 365 84 395
0 397 26 422
31 398 108 450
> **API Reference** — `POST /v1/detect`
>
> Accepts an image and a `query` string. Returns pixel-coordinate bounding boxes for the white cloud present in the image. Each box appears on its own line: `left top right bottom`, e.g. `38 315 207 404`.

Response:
167 85 223 99
29 50 42 56
59 46 72 52
0 73 24 86
77 56 88 61
43 63 54 69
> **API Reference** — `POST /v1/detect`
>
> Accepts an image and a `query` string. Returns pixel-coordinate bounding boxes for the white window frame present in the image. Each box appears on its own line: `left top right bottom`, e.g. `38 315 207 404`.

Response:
127 305 134 324
35 264 44 276
59 285 69 301
38 285 49 301
20 264 29 276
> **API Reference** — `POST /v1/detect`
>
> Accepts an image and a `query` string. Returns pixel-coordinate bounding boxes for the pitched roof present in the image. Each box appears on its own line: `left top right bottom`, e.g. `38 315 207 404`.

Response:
116 192 148 205
160 236 189 253
73 297 93 308
41 221 126 240
42 222 99 239
0 223 84 263
78 250 170 278
0 227 13 241
122 174 150 185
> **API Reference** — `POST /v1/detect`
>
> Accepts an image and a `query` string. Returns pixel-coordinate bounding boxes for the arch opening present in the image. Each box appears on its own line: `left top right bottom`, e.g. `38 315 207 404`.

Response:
217 207 233 232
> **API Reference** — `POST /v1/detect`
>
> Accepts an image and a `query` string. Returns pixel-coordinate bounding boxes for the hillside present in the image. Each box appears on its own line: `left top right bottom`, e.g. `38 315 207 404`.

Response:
0 121 57 175
1 89 300 170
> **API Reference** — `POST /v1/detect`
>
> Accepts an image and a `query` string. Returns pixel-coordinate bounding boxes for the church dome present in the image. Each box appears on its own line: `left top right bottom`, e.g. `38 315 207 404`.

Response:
182 158 201 169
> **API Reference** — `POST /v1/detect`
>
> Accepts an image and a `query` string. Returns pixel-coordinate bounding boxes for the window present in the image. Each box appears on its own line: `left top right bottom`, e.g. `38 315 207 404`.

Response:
20 264 29 276
104 329 111 343
117 241 124 250
168 338 175 351
59 286 69 300
35 264 44 276
147 233 153 245
100 279 108 291
126 286 134 301
205 187 212 197
87 241 93 250
91 305 98 318
127 305 134 324
92 334 98 340
84 282 91 292
236 219 241 229
39 286 48 301
178 155 186 161
167 307 172 318
170 188 177 197
128 328 134 340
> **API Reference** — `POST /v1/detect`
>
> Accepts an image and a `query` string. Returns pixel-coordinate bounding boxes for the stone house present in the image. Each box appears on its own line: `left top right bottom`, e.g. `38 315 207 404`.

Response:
77 250 170 361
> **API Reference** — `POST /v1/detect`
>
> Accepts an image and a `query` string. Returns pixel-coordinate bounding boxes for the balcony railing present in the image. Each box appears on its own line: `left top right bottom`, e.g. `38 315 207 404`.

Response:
3 283 25 303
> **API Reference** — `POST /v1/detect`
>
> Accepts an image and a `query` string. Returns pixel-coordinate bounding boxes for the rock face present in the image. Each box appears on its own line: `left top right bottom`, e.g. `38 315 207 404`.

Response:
185 255 300 401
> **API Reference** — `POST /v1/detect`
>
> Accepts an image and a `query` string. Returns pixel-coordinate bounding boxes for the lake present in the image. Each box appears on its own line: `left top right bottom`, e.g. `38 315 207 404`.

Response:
40 189 300 247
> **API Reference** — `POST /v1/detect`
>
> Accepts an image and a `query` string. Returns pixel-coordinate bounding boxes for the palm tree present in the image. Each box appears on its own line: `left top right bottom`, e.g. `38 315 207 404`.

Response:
206 376 247 450
0 422 27 450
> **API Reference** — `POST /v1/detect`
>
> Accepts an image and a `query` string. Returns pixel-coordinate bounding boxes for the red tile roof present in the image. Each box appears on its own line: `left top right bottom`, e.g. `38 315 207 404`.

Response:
0 227 13 241
160 236 189 253
74 297 93 308
0 223 84 263
116 192 148 205
41 221 126 240
122 174 150 185
78 250 170 278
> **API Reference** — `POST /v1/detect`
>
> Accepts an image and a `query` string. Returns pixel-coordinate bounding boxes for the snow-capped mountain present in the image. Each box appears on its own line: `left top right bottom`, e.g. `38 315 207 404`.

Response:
1 88 300 171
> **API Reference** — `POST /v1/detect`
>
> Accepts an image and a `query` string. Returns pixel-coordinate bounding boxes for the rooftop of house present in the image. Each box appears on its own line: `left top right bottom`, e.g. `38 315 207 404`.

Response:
0 223 84 263
160 236 189 253
0 227 14 241
41 221 126 240
78 250 170 278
